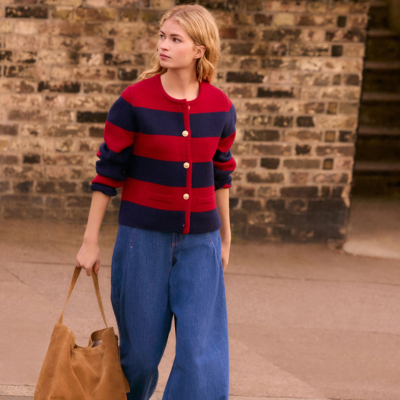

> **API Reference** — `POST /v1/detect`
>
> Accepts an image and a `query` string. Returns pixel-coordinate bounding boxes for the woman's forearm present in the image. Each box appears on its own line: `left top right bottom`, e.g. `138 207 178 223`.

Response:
215 187 231 243
83 191 112 244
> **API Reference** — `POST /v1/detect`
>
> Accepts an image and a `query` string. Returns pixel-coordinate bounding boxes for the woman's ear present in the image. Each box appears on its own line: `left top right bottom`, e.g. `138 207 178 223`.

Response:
195 45 206 59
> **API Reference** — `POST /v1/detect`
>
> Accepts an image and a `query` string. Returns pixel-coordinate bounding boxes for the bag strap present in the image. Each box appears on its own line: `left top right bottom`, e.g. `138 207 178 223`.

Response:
58 265 108 328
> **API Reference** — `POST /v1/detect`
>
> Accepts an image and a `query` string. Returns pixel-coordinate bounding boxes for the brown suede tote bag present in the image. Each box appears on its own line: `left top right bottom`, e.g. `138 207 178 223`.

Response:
34 265 130 400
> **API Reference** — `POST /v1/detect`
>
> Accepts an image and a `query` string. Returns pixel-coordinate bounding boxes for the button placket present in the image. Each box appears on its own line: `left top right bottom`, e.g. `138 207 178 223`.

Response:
181 102 192 233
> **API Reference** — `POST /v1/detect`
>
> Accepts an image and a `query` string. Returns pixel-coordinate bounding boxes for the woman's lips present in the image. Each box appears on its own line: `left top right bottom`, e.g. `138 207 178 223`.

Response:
160 54 170 59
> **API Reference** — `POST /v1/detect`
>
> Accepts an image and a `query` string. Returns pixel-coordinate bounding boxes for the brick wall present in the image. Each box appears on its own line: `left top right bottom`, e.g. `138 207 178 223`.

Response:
0 0 370 241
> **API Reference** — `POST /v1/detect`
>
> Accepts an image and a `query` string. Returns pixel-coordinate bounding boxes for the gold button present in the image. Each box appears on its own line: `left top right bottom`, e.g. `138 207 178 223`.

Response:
182 130 188 137
183 162 190 169
188 106 190 110
183 193 189 200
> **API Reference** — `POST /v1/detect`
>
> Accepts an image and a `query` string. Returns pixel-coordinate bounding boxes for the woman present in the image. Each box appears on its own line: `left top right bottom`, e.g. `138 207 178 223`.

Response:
76 3 237 399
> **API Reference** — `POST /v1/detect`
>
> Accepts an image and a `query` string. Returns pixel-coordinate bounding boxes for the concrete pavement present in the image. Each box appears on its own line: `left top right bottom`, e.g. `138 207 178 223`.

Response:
1 212 400 400
343 197 400 261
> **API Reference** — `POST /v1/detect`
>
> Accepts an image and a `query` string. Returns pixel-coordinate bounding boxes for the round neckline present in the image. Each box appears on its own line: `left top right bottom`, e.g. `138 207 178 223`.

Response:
156 73 204 105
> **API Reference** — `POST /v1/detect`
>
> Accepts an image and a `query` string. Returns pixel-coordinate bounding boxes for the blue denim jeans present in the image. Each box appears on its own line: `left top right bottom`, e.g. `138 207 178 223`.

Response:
110 224 229 400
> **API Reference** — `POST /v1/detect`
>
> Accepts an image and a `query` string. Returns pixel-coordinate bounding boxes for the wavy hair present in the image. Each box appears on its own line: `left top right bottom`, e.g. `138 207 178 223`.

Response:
138 3 221 84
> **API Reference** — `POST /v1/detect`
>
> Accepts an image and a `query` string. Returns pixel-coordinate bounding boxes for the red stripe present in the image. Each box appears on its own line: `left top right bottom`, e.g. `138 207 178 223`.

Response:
121 87 134 106
132 79 231 114
218 131 236 152
104 121 135 152
121 178 217 212
92 174 126 188
213 157 237 171
133 132 219 162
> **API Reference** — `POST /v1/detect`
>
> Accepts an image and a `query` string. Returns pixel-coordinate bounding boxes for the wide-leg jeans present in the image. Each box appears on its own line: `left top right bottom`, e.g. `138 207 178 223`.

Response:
110 224 229 400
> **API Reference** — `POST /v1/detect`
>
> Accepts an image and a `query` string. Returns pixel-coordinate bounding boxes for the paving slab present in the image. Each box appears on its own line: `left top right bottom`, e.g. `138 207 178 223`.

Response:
1 218 400 399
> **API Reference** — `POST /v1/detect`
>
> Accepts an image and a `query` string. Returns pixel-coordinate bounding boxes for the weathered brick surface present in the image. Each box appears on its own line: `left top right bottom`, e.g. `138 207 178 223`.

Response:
0 0 370 241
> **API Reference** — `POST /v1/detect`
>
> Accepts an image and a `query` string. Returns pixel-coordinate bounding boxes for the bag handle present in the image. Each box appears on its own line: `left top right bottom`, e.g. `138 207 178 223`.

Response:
58 265 108 328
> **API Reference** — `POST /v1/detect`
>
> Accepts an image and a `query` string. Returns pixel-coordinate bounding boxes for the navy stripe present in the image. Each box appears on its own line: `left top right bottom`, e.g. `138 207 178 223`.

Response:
135 107 225 138
213 148 234 189
222 103 236 139
90 182 117 197
96 143 132 181
214 167 233 189
108 96 139 132
128 156 215 188
192 161 214 188
129 155 186 187
190 208 222 233
213 148 233 164
136 107 185 136
119 200 186 232
118 200 222 233
189 112 226 138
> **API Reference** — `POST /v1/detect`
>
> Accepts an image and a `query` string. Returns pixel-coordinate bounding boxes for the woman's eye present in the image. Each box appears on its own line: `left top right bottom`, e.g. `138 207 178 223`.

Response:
158 35 179 43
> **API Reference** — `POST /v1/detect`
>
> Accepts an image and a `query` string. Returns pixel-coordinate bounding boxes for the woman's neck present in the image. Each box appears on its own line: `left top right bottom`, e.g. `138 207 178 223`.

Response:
160 71 200 101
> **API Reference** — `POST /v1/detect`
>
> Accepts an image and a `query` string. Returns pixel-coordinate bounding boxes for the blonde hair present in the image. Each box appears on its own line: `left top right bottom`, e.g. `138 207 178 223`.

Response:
138 3 221 84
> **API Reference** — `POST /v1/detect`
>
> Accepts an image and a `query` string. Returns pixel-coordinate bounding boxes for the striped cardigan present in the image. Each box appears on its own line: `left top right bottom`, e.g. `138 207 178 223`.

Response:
90 73 237 234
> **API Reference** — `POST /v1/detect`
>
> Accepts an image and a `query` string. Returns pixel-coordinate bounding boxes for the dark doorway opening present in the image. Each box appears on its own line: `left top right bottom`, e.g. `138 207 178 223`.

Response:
352 0 400 197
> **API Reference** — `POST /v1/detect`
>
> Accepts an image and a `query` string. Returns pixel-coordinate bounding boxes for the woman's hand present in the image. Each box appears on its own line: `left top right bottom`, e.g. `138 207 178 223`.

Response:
215 188 231 273
76 239 101 276
77 191 111 276
221 237 231 272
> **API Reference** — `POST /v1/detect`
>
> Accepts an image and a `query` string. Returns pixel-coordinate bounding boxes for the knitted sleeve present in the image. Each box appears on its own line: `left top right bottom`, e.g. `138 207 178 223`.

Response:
213 95 237 190
90 86 137 197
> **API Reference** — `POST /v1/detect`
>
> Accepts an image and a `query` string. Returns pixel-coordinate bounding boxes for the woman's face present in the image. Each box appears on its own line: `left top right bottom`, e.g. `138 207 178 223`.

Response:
157 18 204 71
